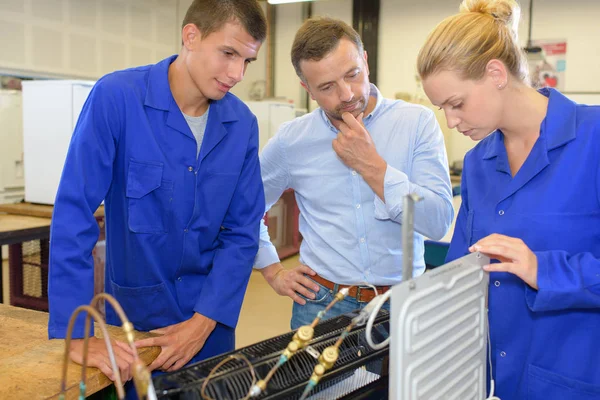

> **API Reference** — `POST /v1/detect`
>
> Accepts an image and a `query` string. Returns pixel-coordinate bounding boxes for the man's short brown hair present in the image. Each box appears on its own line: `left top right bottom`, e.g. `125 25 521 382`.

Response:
182 0 267 42
291 17 363 82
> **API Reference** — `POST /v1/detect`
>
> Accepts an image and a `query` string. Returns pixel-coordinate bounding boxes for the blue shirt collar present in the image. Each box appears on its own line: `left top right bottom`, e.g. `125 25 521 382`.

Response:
144 55 238 123
482 88 577 160
319 83 383 132
145 55 178 111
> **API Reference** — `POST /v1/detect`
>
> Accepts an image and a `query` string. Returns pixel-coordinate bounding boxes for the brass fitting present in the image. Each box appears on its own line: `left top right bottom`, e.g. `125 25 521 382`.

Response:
283 325 314 358
282 340 299 359
132 360 151 399
309 346 339 385
256 380 267 392
294 326 314 343
122 321 135 344
334 291 346 301
314 364 326 377
318 346 339 370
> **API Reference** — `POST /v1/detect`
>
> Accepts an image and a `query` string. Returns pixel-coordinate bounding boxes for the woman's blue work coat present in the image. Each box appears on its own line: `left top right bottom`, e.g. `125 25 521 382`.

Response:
48 55 265 361
446 88 600 400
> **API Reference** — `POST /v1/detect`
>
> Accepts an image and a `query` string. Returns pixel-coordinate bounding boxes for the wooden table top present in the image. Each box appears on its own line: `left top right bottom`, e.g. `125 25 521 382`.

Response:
0 304 161 399
0 214 50 234
0 203 104 219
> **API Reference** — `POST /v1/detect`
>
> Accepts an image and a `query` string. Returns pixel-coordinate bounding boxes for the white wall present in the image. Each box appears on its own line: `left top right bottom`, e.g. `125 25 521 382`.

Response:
272 0 353 111
0 0 268 101
273 3 305 107
379 0 600 97
0 0 180 80
378 0 600 163
531 0 600 93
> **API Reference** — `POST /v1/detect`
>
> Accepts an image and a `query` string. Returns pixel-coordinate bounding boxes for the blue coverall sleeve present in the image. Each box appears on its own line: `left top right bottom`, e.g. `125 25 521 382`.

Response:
193 116 265 328
526 251 600 311
526 151 600 310
48 80 119 339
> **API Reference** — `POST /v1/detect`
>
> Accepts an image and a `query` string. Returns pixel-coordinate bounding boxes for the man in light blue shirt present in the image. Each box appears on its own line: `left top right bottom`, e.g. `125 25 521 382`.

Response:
254 17 453 329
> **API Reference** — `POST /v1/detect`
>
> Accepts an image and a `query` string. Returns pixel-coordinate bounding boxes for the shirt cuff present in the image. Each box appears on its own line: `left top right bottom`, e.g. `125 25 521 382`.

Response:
373 165 409 220
253 243 281 269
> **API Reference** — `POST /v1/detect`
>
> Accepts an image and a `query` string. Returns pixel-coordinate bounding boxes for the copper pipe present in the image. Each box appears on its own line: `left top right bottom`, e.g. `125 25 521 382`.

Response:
60 305 125 399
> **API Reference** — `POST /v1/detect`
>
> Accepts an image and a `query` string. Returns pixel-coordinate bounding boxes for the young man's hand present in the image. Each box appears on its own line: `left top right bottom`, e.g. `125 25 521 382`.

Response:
134 313 216 372
69 337 135 382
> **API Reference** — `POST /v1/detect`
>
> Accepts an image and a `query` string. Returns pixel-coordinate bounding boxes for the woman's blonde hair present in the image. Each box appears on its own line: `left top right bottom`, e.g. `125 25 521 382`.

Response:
417 0 528 82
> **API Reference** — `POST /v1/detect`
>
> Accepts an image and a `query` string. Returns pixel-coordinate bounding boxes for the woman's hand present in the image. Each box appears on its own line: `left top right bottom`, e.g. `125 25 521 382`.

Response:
469 233 539 289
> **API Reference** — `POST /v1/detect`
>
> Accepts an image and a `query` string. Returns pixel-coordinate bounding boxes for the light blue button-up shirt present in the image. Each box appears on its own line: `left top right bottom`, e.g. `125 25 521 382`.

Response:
254 84 453 285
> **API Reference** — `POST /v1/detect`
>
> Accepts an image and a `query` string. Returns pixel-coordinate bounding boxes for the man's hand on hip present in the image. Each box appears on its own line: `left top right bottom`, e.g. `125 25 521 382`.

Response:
134 313 216 372
261 262 320 305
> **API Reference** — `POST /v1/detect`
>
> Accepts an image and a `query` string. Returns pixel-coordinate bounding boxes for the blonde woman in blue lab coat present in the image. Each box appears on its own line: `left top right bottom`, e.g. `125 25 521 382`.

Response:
417 0 600 399
48 0 266 397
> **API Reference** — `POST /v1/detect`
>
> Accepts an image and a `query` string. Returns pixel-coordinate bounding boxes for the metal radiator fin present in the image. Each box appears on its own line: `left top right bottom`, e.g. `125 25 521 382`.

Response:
390 252 490 400
154 311 390 399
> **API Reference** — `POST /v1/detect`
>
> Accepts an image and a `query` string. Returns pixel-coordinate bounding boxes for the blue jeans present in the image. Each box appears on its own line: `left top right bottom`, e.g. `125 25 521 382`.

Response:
291 279 390 330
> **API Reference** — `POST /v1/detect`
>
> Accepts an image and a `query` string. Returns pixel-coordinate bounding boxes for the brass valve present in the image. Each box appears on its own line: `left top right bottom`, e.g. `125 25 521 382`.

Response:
319 346 339 370
295 326 314 342
132 360 152 399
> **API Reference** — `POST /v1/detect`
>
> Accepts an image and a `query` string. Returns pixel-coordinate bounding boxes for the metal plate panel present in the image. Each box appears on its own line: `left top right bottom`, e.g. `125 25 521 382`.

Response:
390 252 490 400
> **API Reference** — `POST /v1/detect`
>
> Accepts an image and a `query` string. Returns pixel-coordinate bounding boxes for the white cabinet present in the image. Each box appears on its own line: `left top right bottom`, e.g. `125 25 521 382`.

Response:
22 80 95 205
245 101 297 152
0 89 25 204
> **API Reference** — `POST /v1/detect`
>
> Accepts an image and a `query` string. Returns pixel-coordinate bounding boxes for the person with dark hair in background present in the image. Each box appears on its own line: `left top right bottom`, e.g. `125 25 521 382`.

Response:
418 0 600 398
48 0 267 393
256 17 453 330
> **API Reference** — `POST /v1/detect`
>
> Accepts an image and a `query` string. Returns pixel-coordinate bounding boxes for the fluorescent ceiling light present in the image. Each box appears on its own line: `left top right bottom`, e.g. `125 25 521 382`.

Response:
267 0 315 4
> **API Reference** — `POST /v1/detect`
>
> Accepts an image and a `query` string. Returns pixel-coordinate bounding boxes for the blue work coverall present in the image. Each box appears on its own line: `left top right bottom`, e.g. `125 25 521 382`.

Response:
48 55 265 364
447 88 600 399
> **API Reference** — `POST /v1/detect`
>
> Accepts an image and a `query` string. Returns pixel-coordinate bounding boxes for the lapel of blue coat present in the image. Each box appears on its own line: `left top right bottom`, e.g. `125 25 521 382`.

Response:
496 135 550 204
198 95 238 163
144 55 198 142
493 88 577 204
166 98 195 140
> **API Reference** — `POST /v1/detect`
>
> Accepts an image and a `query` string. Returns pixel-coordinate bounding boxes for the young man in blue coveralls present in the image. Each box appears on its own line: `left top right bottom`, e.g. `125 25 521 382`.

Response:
47 0 267 393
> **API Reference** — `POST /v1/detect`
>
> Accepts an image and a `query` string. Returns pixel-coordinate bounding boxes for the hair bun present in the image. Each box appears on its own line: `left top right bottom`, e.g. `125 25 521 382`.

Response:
459 0 520 30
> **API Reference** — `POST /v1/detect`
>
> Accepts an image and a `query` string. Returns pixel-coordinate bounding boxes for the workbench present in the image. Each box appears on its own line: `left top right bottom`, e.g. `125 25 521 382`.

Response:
0 303 160 399
0 203 104 307
0 212 51 305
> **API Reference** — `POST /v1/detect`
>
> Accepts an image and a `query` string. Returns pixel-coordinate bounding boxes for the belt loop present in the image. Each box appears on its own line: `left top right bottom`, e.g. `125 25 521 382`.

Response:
332 283 339 294
356 286 362 302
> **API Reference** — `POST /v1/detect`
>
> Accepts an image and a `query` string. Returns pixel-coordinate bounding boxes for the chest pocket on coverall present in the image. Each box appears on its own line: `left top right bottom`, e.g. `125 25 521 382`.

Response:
126 159 173 234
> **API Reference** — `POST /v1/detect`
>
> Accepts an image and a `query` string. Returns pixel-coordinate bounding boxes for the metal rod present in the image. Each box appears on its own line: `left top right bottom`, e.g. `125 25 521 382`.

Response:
402 194 422 282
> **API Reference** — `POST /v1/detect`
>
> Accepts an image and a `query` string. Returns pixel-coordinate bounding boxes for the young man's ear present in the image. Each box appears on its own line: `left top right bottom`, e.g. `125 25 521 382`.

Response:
182 23 201 50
